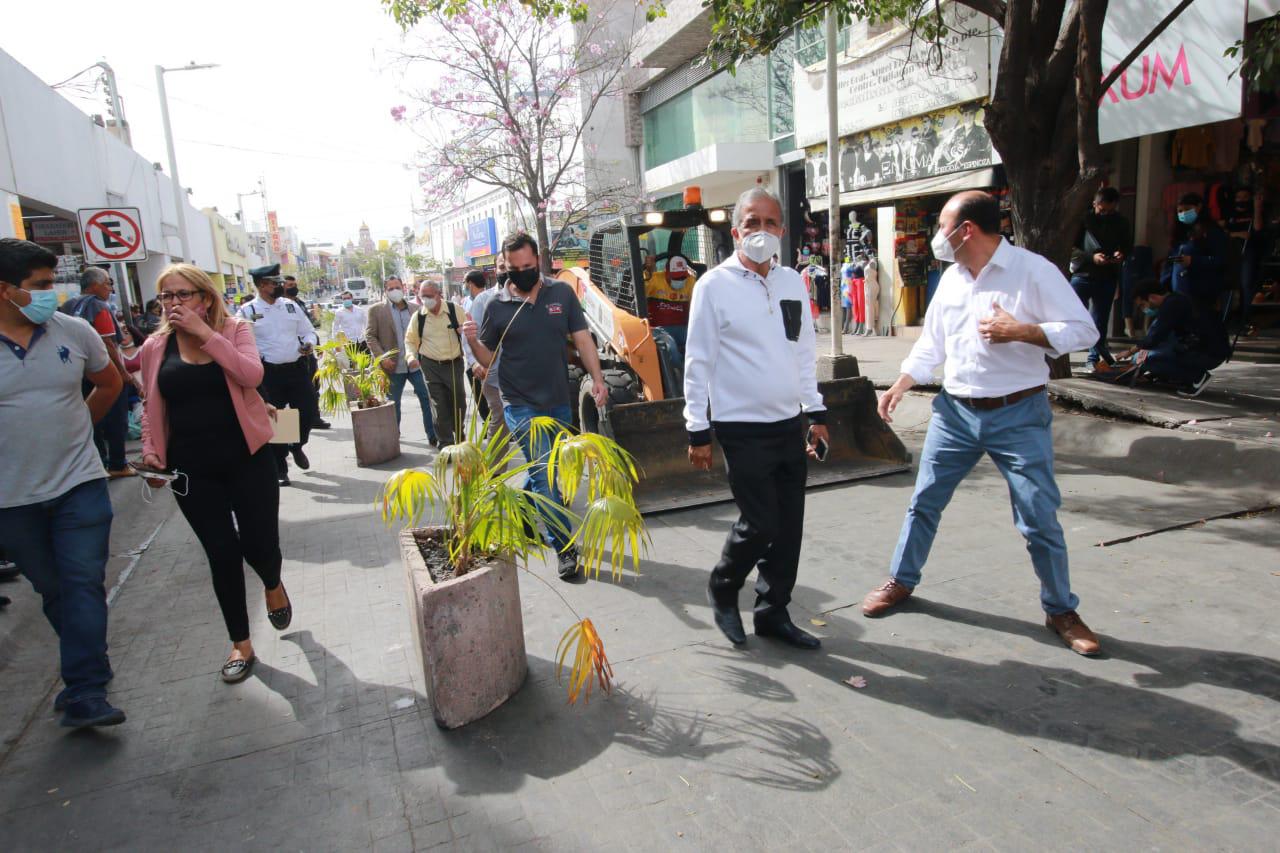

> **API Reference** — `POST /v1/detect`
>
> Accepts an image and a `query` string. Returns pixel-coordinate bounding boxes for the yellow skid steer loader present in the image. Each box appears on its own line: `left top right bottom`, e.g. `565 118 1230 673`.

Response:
557 188 910 514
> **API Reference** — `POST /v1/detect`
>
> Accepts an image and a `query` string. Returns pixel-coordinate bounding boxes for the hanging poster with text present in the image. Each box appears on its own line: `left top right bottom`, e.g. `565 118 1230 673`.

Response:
792 5 993 150
805 102 998 199
1099 0 1246 144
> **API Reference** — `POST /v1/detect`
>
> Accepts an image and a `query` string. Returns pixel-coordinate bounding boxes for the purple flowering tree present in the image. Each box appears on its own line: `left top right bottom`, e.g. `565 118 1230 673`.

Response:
387 1 637 272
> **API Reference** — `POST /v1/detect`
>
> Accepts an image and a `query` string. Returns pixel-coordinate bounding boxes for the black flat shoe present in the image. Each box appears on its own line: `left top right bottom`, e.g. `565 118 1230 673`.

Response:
290 447 310 470
313 420 332 430
707 583 747 646
221 654 256 684
278 475 291 487
754 617 821 650
267 584 292 630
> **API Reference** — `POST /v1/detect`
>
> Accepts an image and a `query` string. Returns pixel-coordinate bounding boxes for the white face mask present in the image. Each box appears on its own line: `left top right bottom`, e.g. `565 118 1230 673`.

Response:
386 288 404 303
931 223 964 263
739 230 781 264
423 296 439 309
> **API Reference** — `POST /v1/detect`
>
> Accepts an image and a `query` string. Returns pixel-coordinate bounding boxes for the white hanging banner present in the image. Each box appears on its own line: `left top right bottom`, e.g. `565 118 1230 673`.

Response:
1099 0 1247 144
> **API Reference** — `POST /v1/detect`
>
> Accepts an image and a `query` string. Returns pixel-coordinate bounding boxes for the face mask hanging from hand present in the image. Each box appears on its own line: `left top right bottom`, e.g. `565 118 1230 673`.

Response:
739 230 781 264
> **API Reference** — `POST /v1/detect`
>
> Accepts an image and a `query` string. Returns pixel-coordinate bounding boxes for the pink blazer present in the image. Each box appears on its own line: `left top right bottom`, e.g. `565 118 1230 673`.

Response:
139 318 274 467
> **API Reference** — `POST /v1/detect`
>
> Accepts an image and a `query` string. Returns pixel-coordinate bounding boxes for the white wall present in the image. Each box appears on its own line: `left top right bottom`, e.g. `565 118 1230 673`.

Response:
0 48 216 285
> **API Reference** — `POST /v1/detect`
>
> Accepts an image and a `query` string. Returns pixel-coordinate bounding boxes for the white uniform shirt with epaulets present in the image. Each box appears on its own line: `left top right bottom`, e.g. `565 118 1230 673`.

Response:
238 296 318 364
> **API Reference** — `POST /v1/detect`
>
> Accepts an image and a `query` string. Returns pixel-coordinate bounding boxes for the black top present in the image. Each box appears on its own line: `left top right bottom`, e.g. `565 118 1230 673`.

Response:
1139 292 1230 362
479 279 588 410
158 334 249 471
1070 212 1134 280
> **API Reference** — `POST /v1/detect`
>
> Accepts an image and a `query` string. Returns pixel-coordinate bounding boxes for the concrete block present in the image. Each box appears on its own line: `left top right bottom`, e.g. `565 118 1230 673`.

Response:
817 352 860 380
400 528 527 729
352 401 400 467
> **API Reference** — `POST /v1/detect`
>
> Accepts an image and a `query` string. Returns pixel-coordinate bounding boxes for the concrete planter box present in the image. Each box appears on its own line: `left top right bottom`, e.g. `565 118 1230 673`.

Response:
351 401 400 466
400 528 527 729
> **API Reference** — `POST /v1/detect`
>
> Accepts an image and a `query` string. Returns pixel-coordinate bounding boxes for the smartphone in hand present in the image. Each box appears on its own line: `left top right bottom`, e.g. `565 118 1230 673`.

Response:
807 426 829 462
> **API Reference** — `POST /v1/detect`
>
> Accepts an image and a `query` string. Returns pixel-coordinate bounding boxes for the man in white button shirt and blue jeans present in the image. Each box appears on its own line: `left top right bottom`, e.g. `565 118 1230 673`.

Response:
863 192 1103 656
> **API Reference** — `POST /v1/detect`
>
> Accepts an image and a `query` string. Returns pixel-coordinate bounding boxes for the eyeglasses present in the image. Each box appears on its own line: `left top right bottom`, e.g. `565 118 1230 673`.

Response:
157 290 200 303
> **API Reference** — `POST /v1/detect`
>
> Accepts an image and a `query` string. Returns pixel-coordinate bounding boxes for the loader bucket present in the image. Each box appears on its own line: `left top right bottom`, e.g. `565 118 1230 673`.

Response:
603 376 912 515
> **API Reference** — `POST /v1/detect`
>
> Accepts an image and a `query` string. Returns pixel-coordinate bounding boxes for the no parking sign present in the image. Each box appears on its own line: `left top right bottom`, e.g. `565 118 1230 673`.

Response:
77 207 148 263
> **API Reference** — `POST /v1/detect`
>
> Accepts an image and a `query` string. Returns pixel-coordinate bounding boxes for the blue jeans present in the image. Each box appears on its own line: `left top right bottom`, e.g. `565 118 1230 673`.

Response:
504 404 574 552
388 369 436 440
1069 274 1116 365
889 392 1079 615
0 478 114 703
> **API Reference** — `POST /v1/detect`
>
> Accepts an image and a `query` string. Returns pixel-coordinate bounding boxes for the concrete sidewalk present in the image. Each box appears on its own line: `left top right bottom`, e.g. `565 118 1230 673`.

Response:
0 392 1278 851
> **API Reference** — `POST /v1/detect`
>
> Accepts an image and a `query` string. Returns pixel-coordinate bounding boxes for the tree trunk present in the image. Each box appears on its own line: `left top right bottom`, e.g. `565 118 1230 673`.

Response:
534 213 553 275
984 0 1109 380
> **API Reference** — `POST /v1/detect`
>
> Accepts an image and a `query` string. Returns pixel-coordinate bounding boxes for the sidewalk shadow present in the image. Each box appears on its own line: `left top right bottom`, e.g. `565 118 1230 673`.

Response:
909 599 1280 704
283 470 380 505
434 654 840 796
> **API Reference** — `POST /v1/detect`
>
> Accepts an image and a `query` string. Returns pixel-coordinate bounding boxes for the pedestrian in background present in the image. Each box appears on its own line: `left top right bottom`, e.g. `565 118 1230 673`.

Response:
63 267 139 479
684 187 829 651
283 274 330 431
1164 192 1229 314
464 233 607 580
140 298 164 335
365 276 438 446
330 290 367 347
1069 186 1132 370
139 264 290 683
460 270 492 423
0 238 126 727
868 191 1102 655
405 280 467 446
238 264 318 486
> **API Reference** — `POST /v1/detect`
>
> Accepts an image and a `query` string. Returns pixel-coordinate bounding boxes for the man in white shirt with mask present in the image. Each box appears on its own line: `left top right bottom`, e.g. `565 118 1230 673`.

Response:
863 191 1102 655
330 290 367 346
684 186 829 651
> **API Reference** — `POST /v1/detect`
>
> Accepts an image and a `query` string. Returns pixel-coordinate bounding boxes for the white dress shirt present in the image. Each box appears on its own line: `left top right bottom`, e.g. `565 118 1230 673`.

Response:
901 239 1098 398
330 305 367 342
683 252 825 437
238 295 318 364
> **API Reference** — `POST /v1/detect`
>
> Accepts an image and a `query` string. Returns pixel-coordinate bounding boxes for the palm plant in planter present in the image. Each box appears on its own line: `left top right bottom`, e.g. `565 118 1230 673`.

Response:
316 340 401 466
381 415 648 728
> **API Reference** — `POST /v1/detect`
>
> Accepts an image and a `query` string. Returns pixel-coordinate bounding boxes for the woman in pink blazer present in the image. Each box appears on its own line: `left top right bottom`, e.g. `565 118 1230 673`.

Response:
139 264 292 684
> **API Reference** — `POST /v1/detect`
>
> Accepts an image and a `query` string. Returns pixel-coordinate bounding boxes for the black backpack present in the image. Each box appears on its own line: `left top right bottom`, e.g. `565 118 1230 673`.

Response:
415 302 462 344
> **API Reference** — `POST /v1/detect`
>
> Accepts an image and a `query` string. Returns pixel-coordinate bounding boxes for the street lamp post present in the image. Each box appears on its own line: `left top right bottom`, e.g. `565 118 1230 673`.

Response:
156 62 217 263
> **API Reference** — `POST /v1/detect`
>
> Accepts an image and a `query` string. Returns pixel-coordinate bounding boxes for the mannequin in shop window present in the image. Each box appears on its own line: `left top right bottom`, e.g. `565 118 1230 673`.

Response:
1162 192 1229 315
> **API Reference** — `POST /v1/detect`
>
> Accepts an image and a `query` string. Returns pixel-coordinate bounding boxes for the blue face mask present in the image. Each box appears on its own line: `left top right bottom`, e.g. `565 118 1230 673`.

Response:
342 299 353 309
1142 306 1158 318
1177 209 1198 225
17 289 59 324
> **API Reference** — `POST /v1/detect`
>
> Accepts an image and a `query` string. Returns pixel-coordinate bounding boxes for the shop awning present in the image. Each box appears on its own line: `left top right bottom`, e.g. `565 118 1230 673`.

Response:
808 168 998 212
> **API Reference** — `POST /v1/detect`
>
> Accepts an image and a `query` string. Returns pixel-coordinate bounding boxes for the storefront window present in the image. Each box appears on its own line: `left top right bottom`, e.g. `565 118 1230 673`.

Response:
643 57 770 171
768 35 796 140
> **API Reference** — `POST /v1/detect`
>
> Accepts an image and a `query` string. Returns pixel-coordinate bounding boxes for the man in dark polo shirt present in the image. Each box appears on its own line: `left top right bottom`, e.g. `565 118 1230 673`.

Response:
463 232 607 580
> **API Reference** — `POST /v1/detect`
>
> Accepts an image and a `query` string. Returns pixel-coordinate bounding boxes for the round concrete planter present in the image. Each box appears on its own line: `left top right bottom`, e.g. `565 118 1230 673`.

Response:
400 528 528 729
351 401 400 466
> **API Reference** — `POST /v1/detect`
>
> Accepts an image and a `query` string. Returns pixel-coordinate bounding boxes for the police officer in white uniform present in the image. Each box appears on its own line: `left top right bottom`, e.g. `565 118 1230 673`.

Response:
238 264 319 486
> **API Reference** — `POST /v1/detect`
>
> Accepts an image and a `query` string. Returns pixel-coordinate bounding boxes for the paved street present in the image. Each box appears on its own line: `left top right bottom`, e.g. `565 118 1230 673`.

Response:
1 389 1278 852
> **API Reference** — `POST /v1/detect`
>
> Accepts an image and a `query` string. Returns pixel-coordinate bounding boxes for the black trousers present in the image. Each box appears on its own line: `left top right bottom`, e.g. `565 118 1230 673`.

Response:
303 353 323 425
708 417 808 619
259 359 313 474
470 372 490 422
172 448 282 642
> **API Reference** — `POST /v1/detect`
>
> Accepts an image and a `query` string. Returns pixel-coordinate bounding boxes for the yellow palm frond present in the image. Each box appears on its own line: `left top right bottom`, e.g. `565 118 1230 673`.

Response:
555 617 613 704
380 468 438 526
434 441 485 485
570 494 649 581
549 432 638 505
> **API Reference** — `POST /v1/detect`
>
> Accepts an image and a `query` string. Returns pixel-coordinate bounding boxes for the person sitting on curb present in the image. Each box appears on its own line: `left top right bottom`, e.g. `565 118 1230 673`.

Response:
1118 278 1230 398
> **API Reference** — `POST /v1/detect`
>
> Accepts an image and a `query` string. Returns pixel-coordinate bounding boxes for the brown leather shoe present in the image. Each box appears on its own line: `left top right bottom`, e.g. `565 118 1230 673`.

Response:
862 578 913 617
1046 611 1101 656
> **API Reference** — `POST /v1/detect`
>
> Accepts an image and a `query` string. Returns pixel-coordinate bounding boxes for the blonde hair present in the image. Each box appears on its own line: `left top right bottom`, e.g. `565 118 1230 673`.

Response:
154 263 230 335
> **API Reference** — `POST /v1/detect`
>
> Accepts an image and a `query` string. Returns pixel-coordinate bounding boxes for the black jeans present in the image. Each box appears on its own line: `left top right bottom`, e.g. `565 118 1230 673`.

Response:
708 417 808 620
259 359 313 474
470 372 490 422
172 448 282 642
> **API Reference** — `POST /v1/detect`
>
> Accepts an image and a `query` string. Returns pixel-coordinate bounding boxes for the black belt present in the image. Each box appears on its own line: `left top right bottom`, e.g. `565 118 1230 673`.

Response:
262 358 306 369
418 355 463 365
950 385 1045 411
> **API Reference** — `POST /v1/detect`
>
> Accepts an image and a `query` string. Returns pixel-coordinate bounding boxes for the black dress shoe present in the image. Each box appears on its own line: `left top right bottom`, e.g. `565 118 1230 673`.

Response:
706 584 746 646
290 447 310 470
278 475 291 487
754 617 821 650
313 420 332 430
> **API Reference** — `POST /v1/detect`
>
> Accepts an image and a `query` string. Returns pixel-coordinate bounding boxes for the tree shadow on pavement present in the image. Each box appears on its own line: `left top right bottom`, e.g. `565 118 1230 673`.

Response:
433 654 840 796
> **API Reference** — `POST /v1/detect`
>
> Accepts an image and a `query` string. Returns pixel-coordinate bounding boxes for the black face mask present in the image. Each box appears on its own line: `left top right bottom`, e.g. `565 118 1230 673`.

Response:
267 284 284 298
510 268 539 292
285 286 299 297
496 271 510 286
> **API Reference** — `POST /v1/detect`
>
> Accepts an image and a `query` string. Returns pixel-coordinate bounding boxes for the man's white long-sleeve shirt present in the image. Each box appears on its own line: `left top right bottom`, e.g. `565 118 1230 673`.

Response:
682 252 826 442
238 296 318 364
901 239 1098 397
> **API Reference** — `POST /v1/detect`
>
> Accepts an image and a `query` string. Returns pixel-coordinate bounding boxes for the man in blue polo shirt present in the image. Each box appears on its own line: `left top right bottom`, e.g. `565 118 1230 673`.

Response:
0 238 126 728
